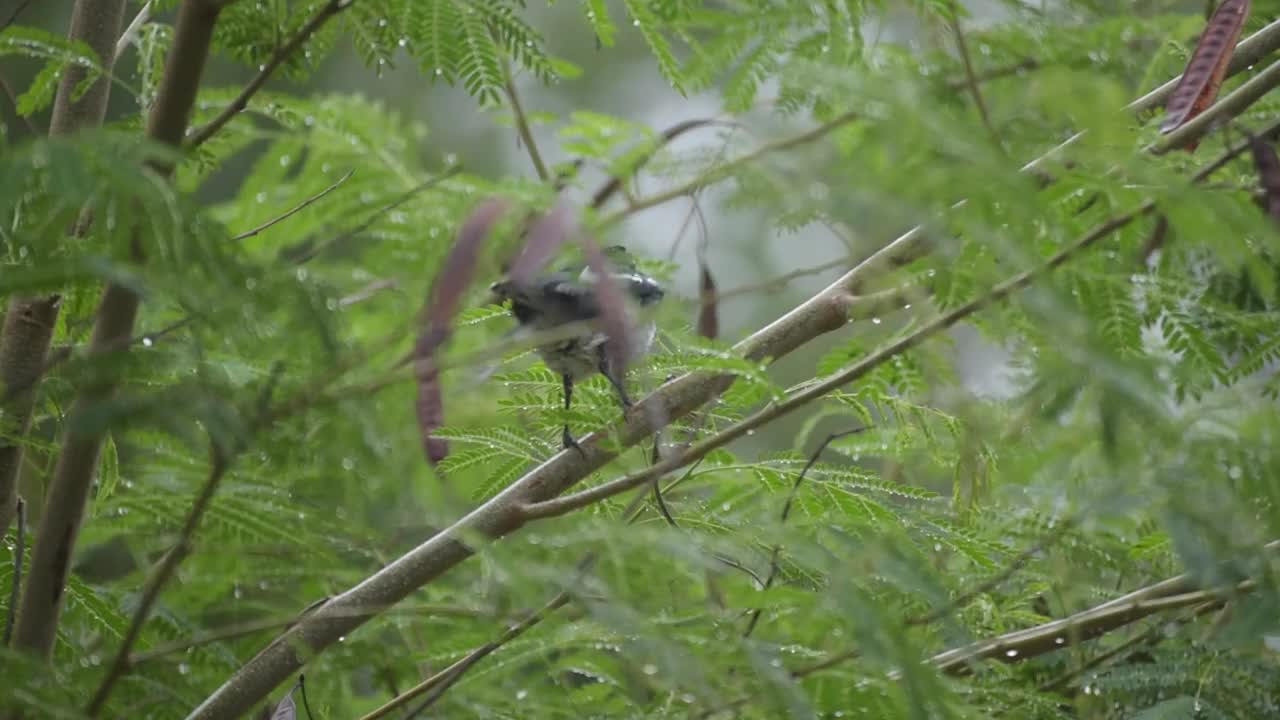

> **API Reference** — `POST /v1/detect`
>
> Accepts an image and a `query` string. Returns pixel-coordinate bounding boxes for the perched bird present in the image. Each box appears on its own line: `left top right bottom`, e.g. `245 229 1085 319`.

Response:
489 247 665 451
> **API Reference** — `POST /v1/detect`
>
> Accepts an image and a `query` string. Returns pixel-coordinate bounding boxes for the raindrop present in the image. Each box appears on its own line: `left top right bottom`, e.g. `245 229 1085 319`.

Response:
642 664 658 675
398 37 408 47
1054 637 1065 645
871 317 882 325
142 337 154 348
516 689 528 700
1004 649 1018 657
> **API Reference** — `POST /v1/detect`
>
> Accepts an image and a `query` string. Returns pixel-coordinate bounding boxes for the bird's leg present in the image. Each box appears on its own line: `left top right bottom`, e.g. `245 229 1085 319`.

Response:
597 353 633 410
561 373 584 455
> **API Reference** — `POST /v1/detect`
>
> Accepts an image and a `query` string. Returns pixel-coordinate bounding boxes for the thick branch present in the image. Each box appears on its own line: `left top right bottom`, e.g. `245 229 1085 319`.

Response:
12 0 224 661
929 582 1254 675
183 37 1280 720
0 0 128 538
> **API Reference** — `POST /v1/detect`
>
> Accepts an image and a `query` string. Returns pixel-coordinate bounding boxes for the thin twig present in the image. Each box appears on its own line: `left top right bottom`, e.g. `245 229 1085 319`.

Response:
743 427 867 638
0 0 34 33
942 58 1038 90
947 8 1003 153
3 497 25 646
184 0 354 149
128 602 501 666
597 110 860 228
85 364 285 716
291 166 461 265
589 117 741 210
496 48 548 182
113 1 153 65
0 69 41 137
231 169 355 241
298 675 315 720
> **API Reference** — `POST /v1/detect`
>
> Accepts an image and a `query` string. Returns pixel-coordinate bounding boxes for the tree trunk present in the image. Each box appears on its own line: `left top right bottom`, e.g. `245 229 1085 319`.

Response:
0 0 128 537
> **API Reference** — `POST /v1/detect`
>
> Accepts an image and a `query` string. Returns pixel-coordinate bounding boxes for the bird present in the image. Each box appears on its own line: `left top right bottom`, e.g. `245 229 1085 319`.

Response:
488 246 665 451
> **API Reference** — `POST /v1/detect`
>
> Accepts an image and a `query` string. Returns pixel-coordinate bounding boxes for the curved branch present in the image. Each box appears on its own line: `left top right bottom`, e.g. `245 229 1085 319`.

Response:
182 48 1280 720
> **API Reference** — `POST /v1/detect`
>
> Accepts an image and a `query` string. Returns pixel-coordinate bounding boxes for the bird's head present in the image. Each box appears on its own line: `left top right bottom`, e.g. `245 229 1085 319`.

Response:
489 246 664 328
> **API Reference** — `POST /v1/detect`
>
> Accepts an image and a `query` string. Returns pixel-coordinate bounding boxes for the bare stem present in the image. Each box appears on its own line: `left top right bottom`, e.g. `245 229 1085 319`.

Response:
231 169 355 241
947 8 1003 153
743 427 868 639
497 51 549 182
184 0 353 149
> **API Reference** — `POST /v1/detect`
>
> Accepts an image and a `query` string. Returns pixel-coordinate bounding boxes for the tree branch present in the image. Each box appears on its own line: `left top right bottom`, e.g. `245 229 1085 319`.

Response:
184 0 353 149
497 51 548 182
12 0 225 662
947 8 1003 153
182 40 1280 720
230 169 355 241
928 582 1255 675
743 427 868 639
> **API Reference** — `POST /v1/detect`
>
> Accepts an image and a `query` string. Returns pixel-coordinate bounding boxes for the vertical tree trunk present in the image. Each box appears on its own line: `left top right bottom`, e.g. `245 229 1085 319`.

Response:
11 0 224 661
0 0 128 537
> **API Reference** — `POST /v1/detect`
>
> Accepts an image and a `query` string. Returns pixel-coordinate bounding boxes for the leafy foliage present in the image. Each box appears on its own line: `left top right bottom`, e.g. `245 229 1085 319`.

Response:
3 1 1280 719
